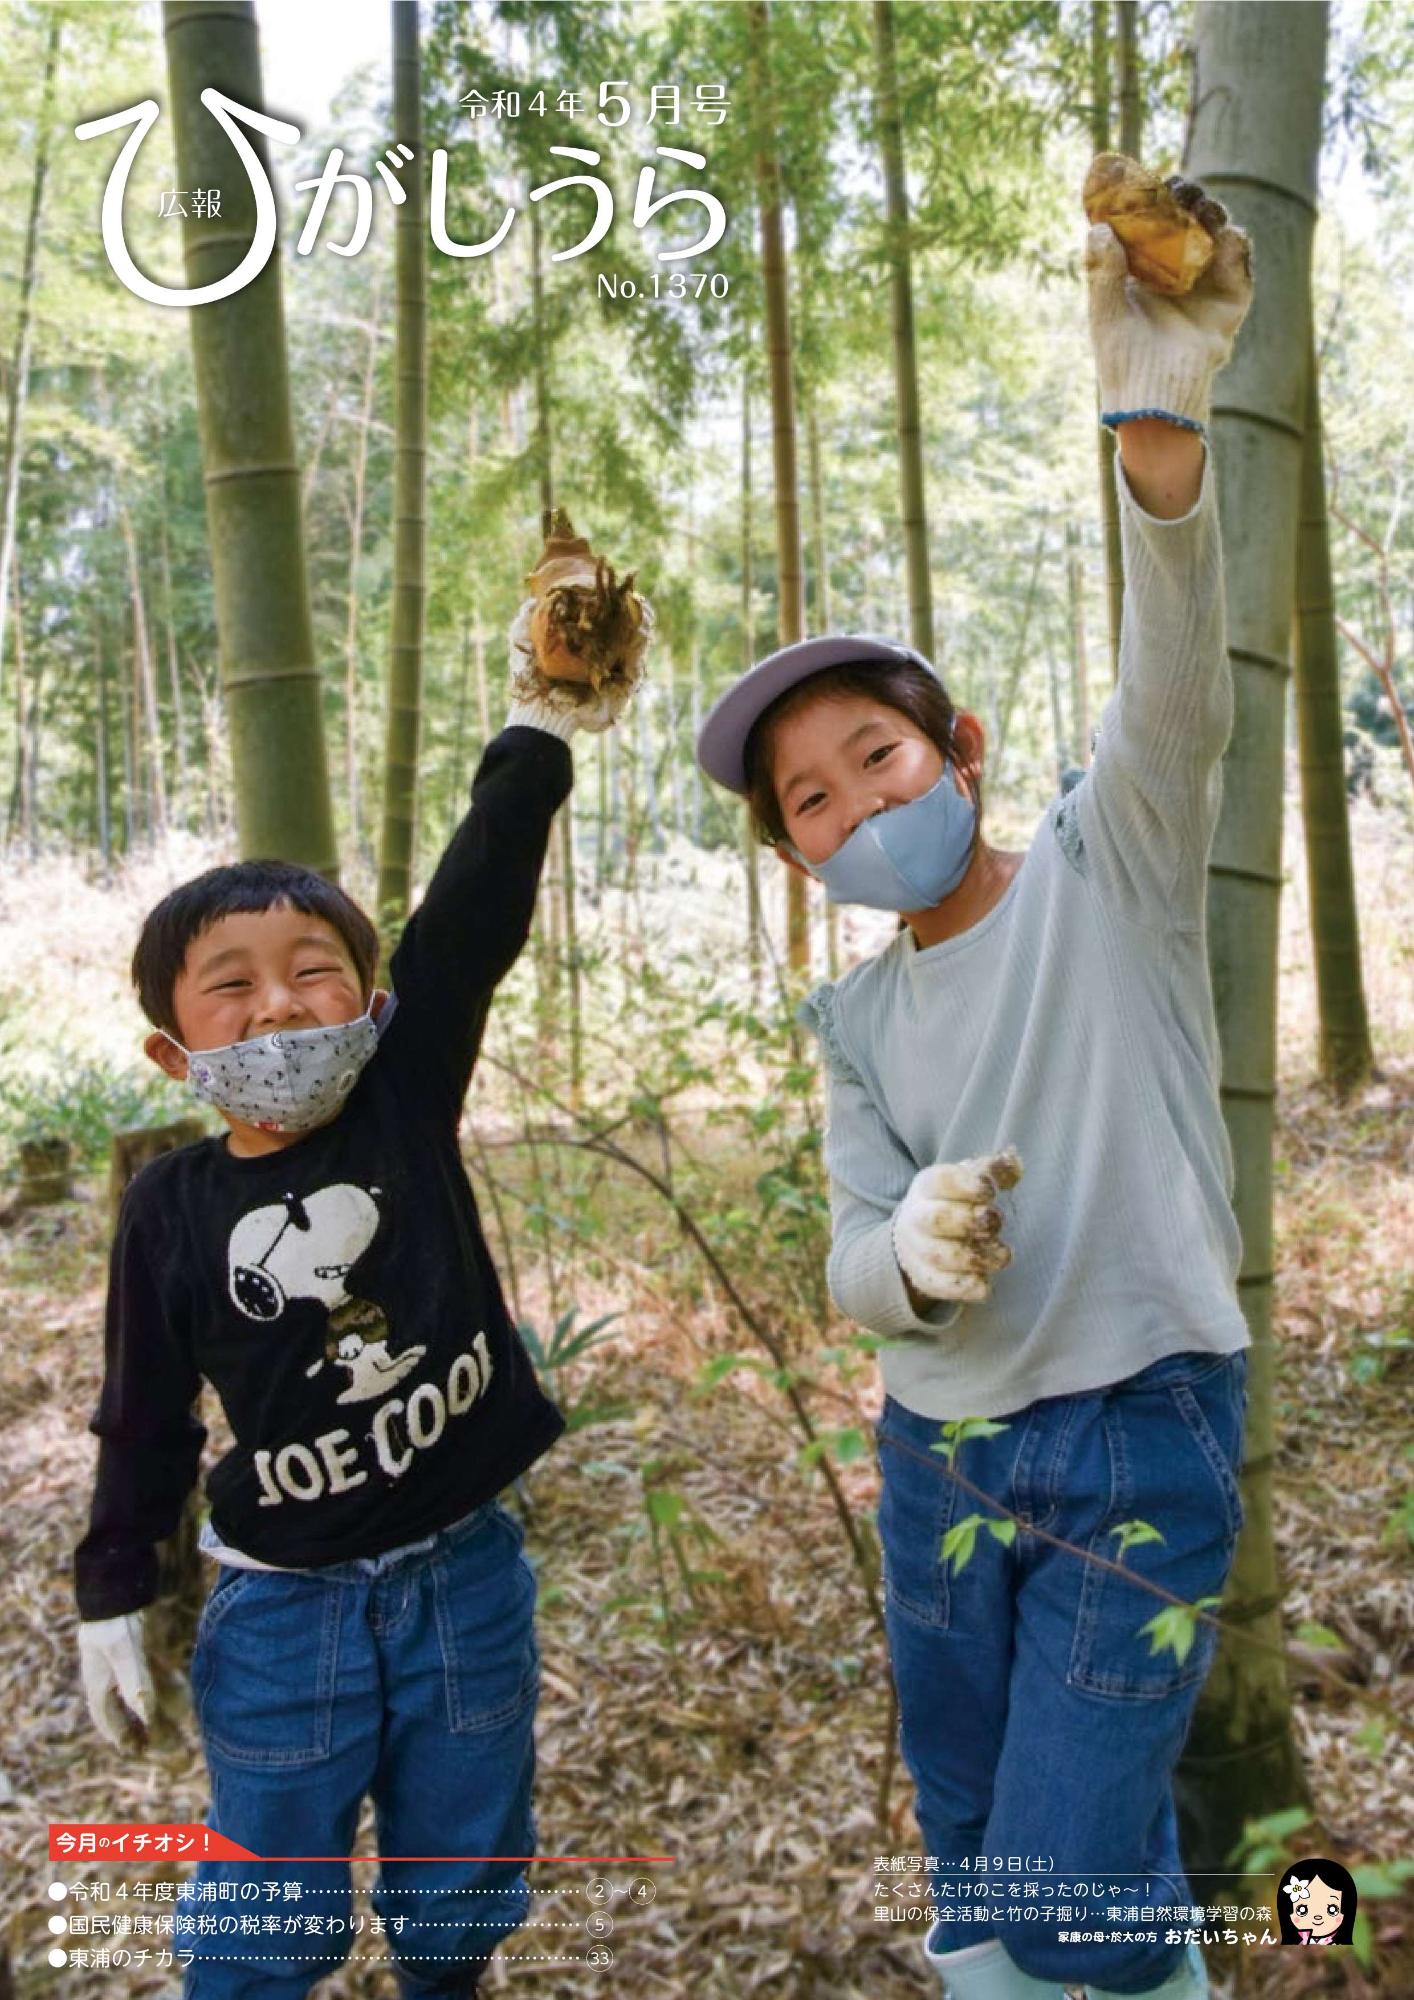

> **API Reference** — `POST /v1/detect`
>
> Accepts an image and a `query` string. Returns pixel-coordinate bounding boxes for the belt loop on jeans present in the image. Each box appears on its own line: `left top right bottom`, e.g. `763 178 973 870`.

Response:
442 1497 497 1546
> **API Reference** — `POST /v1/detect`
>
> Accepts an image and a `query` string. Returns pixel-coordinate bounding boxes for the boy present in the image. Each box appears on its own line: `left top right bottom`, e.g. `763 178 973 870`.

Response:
74 532 651 1999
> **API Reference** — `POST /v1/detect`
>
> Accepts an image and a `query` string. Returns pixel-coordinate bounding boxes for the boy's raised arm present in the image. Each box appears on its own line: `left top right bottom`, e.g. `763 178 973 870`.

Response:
386 725 575 1114
384 511 652 1115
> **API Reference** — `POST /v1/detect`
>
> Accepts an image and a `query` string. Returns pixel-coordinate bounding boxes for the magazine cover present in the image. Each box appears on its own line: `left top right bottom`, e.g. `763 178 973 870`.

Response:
1 0 1411 1993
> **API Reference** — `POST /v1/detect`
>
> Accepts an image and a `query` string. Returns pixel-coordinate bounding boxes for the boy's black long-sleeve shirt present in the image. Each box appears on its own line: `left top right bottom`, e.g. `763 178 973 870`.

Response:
74 726 573 1621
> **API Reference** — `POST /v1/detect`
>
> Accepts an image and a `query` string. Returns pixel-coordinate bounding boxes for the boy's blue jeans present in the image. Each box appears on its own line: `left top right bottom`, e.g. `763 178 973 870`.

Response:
875 1346 1248 1996
176 1496 539 1999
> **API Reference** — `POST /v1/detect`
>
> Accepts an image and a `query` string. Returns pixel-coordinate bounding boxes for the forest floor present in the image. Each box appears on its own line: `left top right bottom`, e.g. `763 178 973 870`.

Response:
0 787 1410 1998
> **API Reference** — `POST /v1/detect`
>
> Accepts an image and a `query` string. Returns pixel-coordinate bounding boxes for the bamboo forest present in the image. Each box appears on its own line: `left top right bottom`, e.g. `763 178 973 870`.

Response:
1 0 1412 1996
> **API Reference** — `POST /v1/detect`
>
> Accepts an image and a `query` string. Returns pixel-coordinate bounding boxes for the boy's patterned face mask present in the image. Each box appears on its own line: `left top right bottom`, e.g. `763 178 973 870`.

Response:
160 1009 380 1134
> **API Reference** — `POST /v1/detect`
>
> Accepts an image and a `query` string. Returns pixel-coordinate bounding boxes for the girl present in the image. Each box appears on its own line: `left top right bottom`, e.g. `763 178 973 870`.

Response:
1277 1858 1358 1947
696 195 1254 2000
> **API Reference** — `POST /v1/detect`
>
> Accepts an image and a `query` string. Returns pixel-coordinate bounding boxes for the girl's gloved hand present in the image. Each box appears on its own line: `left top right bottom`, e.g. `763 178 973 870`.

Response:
79 1612 155 1751
1086 205 1254 431
892 1149 1023 1308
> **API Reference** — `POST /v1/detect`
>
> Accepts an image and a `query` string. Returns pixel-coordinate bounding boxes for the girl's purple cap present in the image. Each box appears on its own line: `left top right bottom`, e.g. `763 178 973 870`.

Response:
695 632 940 795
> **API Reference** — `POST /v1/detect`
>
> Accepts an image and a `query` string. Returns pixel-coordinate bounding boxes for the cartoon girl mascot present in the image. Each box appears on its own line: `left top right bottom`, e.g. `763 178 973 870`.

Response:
1277 1859 1357 1947
695 170 1254 2000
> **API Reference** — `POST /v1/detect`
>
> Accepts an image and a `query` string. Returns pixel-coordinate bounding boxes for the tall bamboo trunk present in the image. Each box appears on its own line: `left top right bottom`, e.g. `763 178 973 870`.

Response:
121 509 168 841
741 368 763 993
447 610 471 856
604 725 620 881
346 271 383 863
687 478 703 846
156 376 187 827
992 518 1048 787
163 2 338 872
639 693 663 852
94 361 167 845
6 542 33 848
1293 318 1372 1093
873 0 935 666
474 606 488 745
1091 2 1122 681
747 0 808 979
526 175 555 1035
524 15 581 1102
300 377 341 511
559 785 581 1106
159 505 186 827
129 557 146 841
806 396 841 979
0 15 59 703
595 728 608 886
1116 0 1142 154
664 649 683 837
375 2 427 940
1173 0 1328 1875
1045 623 1068 794
22 586 42 852
530 219 584 1104
94 611 112 871
119 627 135 854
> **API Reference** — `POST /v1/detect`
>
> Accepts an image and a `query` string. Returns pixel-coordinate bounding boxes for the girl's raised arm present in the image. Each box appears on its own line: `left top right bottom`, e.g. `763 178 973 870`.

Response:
1067 211 1254 931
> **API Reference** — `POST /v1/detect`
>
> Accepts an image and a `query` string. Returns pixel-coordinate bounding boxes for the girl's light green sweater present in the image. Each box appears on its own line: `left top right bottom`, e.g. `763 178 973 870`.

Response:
797 447 1251 1420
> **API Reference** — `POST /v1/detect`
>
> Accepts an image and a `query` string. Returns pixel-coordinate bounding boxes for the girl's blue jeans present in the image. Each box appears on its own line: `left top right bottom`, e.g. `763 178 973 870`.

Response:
876 1346 1249 1996
176 1496 539 1999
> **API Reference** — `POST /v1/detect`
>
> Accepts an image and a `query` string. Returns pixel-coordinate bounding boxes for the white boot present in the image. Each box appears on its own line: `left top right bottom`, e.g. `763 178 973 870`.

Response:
923 1924 1079 1999
1081 1940 1209 1999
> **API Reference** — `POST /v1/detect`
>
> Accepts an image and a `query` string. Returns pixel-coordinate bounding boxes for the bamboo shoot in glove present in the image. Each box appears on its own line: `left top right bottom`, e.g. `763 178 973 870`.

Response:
892 1148 1024 1310
506 507 653 735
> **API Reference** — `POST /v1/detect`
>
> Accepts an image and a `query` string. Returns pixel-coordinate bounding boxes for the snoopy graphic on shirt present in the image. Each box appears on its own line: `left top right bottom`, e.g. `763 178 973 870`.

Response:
226 1183 425 1403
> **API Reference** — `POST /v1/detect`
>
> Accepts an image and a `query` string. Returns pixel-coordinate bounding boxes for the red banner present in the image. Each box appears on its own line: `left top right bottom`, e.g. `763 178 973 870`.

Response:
49 1824 258 1862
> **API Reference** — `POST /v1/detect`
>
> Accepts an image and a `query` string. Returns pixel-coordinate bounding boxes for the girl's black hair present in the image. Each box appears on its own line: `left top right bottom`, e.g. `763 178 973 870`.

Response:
1275 1857 1358 1946
132 859 381 1038
740 659 983 857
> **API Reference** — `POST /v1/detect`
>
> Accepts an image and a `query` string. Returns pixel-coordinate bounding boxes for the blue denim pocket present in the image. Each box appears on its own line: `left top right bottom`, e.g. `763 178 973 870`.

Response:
431 1503 539 1733
192 1569 342 1768
875 1400 962 1630
193 1561 255 1638
1066 1352 1246 1701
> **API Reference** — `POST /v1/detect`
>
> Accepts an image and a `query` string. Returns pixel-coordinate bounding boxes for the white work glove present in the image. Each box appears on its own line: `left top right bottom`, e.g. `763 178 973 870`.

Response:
505 591 654 739
892 1149 1023 1309
1086 203 1254 432
79 1612 155 1751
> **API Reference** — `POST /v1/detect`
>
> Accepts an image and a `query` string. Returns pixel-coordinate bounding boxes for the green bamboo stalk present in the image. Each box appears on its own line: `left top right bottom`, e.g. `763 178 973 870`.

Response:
747 0 808 976
1293 319 1373 1093
872 0 935 664
375 0 428 938
1092 1 1122 682
0 14 60 707
163 1 337 873
1174 0 1328 1877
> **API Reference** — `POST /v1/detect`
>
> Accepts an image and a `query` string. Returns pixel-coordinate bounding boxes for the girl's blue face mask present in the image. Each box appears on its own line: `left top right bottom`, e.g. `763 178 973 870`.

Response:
781 762 977 912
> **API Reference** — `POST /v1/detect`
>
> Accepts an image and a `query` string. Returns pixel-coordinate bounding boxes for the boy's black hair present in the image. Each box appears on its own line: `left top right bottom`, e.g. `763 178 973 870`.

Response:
132 859 381 1038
